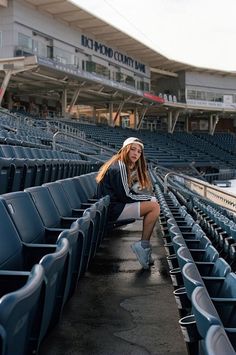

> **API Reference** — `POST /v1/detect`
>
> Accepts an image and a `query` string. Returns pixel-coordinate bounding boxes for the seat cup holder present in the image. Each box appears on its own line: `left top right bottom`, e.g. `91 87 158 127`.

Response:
167 254 178 269
164 242 174 256
169 267 183 287
179 314 200 355
173 287 191 317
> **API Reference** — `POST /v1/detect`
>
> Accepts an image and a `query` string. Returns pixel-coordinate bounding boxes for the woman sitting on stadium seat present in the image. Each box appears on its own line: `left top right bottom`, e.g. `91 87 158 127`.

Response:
96 137 160 269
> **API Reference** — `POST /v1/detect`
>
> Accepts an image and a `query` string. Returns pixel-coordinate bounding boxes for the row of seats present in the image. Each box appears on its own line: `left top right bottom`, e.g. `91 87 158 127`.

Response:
0 172 110 355
0 144 98 194
65 122 236 169
192 198 236 269
153 177 236 354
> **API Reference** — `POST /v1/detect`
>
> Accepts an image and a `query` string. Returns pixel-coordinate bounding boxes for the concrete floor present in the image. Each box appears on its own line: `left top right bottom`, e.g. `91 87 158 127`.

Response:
39 220 187 355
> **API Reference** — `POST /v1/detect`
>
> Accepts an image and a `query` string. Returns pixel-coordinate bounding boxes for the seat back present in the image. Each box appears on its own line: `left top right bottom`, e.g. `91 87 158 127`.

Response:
211 258 231 277
80 208 96 274
57 217 90 301
191 286 222 339
1 191 46 244
177 246 193 270
0 264 45 355
24 186 62 228
216 272 236 298
57 178 83 209
0 194 70 346
38 237 70 339
0 197 24 270
43 181 75 217
73 172 97 202
83 204 101 261
205 325 236 355
182 262 203 300
172 235 187 255
0 158 15 194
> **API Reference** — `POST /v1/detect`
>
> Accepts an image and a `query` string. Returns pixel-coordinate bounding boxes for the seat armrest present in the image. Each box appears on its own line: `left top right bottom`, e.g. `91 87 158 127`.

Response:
87 198 98 203
81 202 93 208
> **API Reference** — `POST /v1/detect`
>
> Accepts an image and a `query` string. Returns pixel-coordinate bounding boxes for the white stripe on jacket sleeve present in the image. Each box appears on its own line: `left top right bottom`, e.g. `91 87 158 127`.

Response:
118 161 151 201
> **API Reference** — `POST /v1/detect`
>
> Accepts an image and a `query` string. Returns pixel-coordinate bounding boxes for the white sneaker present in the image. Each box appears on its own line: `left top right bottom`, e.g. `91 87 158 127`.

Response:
131 241 150 269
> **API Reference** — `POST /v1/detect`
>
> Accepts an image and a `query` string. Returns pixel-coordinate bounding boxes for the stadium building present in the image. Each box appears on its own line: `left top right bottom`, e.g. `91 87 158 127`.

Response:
1 0 236 133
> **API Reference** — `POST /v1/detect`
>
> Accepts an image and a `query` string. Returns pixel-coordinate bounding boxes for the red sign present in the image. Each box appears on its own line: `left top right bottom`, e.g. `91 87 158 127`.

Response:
143 92 164 103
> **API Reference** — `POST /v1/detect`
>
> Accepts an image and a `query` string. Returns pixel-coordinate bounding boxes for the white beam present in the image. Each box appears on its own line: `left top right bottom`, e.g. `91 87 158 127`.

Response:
150 67 178 78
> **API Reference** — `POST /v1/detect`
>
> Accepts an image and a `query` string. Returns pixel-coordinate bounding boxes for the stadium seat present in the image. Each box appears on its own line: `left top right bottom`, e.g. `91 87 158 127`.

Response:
205 325 236 355
3 187 92 295
0 197 70 348
72 172 98 202
0 264 45 355
0 158 15 194
191 286 222 339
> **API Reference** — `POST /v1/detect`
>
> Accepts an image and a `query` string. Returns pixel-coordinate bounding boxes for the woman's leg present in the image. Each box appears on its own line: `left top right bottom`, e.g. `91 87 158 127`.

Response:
140 201 160 240
131 200 160 269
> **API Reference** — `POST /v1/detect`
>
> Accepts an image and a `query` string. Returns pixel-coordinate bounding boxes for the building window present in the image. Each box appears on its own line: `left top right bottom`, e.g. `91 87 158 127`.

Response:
18 33 33 52
0 31 2 48
85 60 110 79
137 80 149 91
125 75 135 87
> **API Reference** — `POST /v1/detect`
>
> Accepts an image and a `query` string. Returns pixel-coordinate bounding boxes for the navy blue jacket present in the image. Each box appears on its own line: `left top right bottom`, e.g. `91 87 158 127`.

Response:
97 160 152 221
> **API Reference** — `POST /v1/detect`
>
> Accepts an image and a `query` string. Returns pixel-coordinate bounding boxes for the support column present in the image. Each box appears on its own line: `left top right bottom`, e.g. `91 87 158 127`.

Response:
209 114 219 135
170 110 181 133
0 70 13 106
108 102 113 126
167 110 173 133
93 106 97 124
209 114 213 133
136 106 148 130
8 91 13 110
185 116 189 133
68 88 80 114
61 89 67 118
113 101 124 127
134 107 138 130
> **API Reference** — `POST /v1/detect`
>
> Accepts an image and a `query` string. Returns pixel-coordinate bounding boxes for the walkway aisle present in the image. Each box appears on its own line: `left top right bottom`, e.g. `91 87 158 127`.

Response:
39 220 187 355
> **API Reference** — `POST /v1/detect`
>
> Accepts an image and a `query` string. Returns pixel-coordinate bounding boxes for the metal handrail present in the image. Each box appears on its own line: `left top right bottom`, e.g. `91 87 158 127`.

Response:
53 129 117 151
52 130 115 163
163 170 236 213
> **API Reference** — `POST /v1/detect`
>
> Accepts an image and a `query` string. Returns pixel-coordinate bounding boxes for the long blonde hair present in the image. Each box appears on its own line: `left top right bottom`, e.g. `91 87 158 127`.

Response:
96 144 152 189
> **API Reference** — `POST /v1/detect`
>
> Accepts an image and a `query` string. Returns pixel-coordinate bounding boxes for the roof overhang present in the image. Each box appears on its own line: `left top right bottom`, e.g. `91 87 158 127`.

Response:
23 0 236 78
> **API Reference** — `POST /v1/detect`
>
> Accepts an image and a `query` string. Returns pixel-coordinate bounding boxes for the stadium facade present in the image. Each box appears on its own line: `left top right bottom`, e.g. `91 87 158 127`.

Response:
0 0 236 133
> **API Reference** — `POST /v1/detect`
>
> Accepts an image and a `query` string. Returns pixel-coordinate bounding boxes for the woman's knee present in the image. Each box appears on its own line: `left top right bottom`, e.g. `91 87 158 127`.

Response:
152 201 160 217
140 200 160 217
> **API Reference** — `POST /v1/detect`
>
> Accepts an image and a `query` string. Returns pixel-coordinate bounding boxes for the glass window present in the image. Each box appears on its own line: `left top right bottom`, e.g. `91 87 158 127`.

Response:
187 90 196 99
0 31 2 48
116 72 125 82
85 61 110 79
18 33 33 51
125 75 135 87
137 80 149 91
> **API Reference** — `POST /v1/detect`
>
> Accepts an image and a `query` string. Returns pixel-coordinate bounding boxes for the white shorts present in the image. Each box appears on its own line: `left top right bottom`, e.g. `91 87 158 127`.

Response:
117 196 157 221
117 202 140 221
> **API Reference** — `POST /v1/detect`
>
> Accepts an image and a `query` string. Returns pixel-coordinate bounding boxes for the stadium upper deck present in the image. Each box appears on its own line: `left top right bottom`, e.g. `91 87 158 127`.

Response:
0 0 236 133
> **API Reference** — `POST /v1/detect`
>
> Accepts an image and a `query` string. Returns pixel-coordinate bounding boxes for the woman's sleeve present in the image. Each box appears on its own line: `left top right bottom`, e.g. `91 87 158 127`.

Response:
109 161 152 203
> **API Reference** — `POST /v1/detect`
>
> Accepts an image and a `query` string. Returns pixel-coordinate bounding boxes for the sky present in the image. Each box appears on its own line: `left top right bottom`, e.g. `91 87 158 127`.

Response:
71 0 236 72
